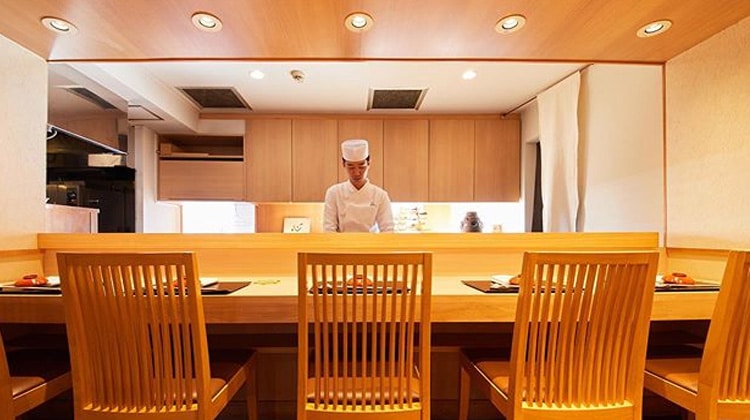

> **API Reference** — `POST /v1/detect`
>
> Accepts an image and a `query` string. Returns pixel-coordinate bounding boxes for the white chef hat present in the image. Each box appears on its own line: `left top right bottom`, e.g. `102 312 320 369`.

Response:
341 139 369 161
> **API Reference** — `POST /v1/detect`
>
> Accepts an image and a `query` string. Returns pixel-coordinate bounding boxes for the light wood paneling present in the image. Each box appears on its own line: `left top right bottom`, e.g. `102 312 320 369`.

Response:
666 247 731 282
36 232 659 278
429 120 475 202
291 119 338 202
246 119 292 202
3 1 749 63
474 118 521 201
336 119 384 185
0 248 44 285
383 119 429 202
158 160 244 200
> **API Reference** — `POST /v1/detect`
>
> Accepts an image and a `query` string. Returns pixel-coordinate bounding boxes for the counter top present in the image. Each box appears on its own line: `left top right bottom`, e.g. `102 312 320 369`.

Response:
0 276 716 324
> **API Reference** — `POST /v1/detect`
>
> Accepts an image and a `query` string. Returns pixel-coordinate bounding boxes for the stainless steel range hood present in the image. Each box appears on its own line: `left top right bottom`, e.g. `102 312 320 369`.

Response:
46 124 126 156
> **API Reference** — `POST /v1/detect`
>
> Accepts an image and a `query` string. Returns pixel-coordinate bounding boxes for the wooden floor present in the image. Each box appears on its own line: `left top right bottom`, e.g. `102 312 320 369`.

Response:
23 394 687 420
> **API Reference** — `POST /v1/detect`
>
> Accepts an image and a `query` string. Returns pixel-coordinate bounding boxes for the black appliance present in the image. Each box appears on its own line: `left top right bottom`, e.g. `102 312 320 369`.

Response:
46 124 134 233
47 166 136 233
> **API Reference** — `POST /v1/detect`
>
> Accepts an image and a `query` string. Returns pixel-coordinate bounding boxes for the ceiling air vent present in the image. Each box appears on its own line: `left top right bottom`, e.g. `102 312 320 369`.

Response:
368 88 428 110
64 87 117 110
179 87 252 110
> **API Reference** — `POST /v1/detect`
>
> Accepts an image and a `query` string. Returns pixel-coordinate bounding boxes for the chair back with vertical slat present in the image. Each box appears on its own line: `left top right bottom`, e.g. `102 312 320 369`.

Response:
297 252 432 420
509 251 658 416
697 250 750 418
58 252 212 419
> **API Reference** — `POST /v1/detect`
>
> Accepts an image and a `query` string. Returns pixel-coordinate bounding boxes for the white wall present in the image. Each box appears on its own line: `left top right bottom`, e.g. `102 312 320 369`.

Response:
577 64 664 238
665 16 750 249
130 125 181 232
0 35 47 249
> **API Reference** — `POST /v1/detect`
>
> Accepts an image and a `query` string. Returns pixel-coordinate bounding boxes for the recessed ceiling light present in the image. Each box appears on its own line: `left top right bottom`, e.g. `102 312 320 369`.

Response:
345 12 374 33
637 19 672 38
462 70 477 80
249 70 265 80
191 12 223 32
495 14 526 34
40 16 78 35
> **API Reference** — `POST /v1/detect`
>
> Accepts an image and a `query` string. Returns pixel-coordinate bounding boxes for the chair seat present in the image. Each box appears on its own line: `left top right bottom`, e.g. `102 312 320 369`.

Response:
306 376 421 404
473 360 510 394
208 349 255 397
7 348 71 397
645 358 701 393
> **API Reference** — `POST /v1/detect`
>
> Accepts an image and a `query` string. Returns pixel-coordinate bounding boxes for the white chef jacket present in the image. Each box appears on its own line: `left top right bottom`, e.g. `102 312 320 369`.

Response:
323 180 394 232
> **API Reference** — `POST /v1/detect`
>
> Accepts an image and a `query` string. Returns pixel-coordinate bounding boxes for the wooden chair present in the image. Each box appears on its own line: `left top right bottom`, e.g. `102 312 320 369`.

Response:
0 329 71 420
459 251 659 420
297 252 432 420
644 250 750 420
57 252 258 420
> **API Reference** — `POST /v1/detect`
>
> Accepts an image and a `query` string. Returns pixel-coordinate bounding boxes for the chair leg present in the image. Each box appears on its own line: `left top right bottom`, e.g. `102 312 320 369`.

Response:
459 366 471 420
245 358 258 420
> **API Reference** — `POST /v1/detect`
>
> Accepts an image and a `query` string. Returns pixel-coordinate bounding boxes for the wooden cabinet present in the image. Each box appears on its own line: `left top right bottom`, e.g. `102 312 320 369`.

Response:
428 119 475 202
337 119 384 186
475 119 521 201
245 119 292 202
383 120 429 202
292 119 338 202
155 116 520 203
159 160 244 200
157 135 244 201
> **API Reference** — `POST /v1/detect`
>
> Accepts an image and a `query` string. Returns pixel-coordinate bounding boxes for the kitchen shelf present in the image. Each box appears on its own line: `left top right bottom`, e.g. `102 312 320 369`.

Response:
159 152 243 161
158 135 244 161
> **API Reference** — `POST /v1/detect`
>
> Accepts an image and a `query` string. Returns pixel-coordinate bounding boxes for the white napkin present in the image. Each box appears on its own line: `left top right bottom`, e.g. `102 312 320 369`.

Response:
199 277 218 287
490 274 517 287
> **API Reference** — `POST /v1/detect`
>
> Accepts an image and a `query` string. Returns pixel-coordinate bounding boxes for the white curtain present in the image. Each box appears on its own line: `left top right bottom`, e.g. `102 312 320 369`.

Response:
537 72 580 232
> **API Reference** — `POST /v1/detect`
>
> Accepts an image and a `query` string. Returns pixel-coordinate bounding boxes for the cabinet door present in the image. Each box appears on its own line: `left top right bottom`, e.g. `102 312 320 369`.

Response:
475 119 521 201
158 160 244 200
337 119 384 186
428 119 475 202
292 119 338 202
245 119 292 202
383 120 429 202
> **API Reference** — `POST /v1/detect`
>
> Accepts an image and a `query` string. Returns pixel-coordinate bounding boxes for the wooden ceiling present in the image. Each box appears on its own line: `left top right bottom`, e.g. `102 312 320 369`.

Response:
1 0 749 63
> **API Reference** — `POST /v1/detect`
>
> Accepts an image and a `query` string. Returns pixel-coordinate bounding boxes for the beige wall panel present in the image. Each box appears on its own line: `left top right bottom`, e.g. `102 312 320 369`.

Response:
429 120 475 201
292 119 338 202
337 119 384 186
246 119 292 202
666 16 750 248
383 120 429 202
0 36 46 251
474 118 521 202
132 126 182 233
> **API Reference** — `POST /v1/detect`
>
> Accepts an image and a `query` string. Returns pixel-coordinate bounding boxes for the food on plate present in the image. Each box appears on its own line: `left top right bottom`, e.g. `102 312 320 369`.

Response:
172 276 189 288
346 274 373 287
662 272 695 285
14 273 49 287
509 275 521 285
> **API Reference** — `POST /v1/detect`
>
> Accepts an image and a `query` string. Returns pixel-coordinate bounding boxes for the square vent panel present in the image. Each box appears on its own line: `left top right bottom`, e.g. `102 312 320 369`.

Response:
368 88 428 110
178 87 252 110
64 86 117 109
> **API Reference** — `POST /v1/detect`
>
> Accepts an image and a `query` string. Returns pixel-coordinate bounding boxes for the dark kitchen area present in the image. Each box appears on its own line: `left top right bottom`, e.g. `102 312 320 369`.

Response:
45 125 135 233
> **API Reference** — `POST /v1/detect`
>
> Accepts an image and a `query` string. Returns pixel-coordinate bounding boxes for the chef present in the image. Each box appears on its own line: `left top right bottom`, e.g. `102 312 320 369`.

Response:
323 139 395 232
